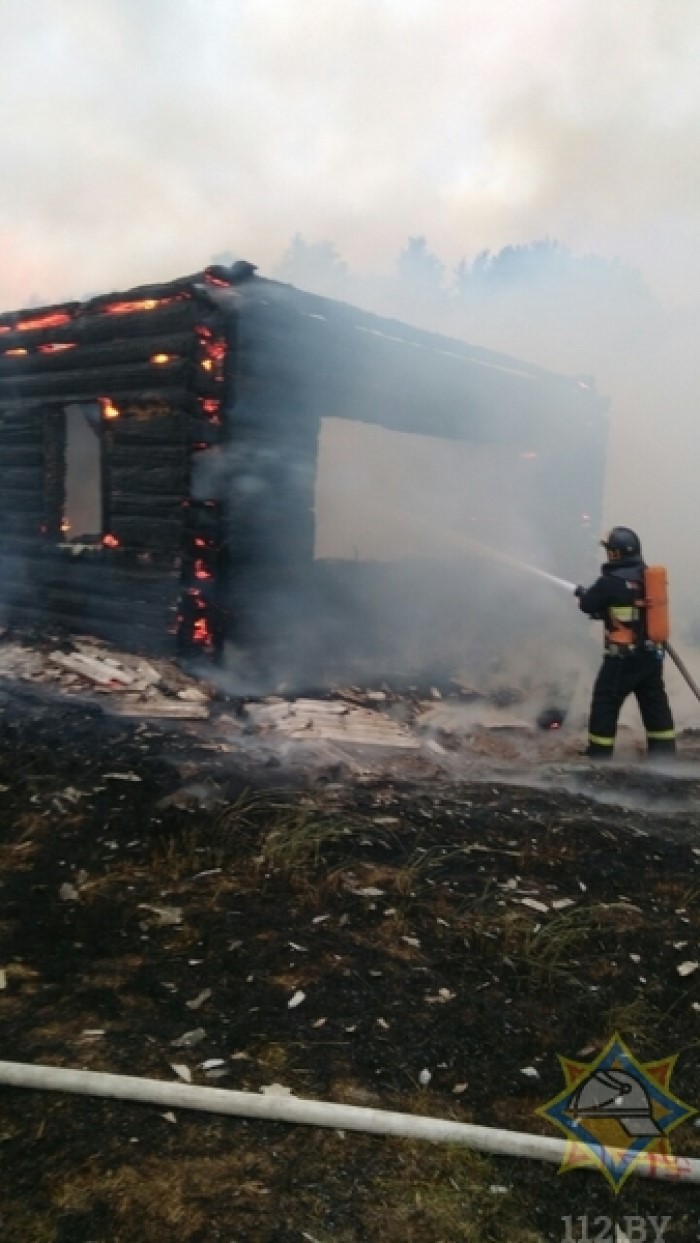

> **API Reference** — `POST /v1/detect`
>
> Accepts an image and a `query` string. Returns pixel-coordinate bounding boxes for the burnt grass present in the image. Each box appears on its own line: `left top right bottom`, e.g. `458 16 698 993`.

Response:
1 685 699 1242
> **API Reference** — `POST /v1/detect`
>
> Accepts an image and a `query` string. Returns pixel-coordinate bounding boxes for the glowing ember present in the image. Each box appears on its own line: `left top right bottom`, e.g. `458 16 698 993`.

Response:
192 619 211 643
101 296 186 316
102 533 119 548
200 398 220 415
150 353 173 365
4 348 28 356
99 398 120 420
38 343 77 354
17 312 71 332
194 560 213 580
537 707 566 730
60 521 70 534
197 329 227 380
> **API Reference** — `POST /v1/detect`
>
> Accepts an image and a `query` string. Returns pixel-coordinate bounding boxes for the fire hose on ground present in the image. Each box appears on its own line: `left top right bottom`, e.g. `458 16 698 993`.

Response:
0 1060 698 1185
664 642 700 705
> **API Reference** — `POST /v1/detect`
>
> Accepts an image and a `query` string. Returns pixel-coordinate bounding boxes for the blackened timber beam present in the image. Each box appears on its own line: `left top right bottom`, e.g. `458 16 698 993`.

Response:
1 359 193 400
0 384 192 414
0 331 197 379
107 516 183 547
0 302 203 351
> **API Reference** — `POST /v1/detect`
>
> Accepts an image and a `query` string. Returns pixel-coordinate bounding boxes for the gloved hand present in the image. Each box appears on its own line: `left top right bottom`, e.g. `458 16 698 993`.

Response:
574 585 585 599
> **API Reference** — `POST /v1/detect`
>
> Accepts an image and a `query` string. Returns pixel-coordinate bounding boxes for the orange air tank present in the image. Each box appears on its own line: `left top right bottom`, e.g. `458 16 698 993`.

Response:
643 565 669 644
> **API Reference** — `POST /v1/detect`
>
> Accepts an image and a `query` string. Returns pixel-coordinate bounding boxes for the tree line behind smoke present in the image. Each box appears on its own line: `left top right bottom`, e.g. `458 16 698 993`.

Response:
272 233 652 314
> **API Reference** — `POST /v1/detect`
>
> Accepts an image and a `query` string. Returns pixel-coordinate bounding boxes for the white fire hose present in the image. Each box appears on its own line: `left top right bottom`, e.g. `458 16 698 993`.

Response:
0 1060 698 1184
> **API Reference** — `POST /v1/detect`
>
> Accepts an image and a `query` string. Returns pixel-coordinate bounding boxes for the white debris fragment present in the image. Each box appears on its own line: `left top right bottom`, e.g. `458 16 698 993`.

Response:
201 1058 226 1070
288 990 306 1009
402 936 421 947
489 1185 509 1195
103 772 142 782
170 1064 193 1083
186 989 212 1011
260 1083 293 1096
162 1111 178 1124
244 698 419 748
520 1066 540 1079
426 989 456 1004
171 1028 206 1049
519 898 549 914
49 650 135 686
59 882 80 902
452 1083 468 1094
677 961 699 978
418 1069 432 1086
353 887 385 898
0 969 7 991
629 954 641 964
551 899 575 911
176 686 208 702
138 904 183 926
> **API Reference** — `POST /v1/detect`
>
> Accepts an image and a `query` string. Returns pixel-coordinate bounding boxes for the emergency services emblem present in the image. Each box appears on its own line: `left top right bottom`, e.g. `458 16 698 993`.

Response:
536 1033 695 1191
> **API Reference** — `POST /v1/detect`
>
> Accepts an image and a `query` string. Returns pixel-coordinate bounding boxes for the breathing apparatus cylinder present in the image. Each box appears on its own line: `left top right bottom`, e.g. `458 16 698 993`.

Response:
643 565 669 644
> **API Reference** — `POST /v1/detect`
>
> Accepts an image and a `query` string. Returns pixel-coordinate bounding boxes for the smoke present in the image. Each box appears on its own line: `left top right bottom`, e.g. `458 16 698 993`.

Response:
2 1 700 307
3 0 700 707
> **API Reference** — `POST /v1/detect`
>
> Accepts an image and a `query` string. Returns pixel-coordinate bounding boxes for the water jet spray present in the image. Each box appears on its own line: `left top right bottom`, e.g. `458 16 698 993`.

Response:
374 502 577 594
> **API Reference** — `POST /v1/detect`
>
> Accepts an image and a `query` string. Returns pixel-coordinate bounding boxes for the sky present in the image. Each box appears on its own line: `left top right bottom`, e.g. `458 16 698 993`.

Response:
1 0 700 309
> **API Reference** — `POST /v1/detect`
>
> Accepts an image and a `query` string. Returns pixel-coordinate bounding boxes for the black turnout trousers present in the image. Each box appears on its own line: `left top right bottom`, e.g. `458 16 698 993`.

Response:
587 648 676 757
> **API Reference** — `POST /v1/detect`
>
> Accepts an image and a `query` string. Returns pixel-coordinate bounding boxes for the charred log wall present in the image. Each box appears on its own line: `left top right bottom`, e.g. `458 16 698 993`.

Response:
0 272 235 652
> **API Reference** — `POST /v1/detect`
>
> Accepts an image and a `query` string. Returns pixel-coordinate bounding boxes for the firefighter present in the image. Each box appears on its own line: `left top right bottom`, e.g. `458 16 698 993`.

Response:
574 527 676 760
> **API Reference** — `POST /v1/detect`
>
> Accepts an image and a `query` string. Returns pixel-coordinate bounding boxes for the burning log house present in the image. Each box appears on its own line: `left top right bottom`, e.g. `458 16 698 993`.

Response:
0 261 608 684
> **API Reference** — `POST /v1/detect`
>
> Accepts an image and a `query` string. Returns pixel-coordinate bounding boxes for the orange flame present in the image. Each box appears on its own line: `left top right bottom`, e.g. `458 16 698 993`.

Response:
17 312 71 331
99 398 120 420
101 295 186 316
191 617 215 646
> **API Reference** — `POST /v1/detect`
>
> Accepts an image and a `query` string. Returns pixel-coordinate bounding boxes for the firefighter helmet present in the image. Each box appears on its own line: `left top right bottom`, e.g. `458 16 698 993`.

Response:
600 527 642 559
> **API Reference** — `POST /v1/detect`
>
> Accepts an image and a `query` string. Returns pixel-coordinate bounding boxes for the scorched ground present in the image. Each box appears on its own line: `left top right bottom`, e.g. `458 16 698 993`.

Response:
0 669 699 1242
